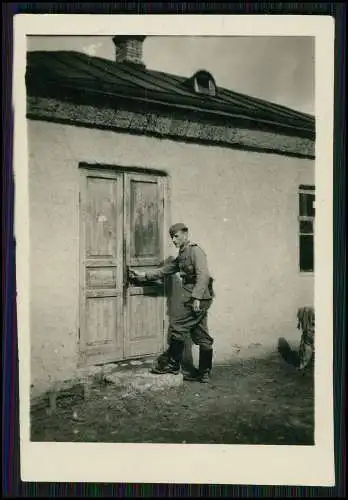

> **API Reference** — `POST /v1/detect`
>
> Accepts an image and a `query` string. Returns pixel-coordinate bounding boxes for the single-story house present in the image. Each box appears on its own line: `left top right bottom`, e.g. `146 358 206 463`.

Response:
25 36 315 398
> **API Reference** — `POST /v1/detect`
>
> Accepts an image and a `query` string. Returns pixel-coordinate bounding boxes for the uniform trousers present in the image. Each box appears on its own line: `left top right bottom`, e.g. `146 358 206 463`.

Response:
168 288 214 351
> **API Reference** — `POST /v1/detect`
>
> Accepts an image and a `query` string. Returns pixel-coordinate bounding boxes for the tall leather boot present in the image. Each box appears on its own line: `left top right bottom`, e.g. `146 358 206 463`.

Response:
183 348 213 383
198 348 213 383
150 339 184 375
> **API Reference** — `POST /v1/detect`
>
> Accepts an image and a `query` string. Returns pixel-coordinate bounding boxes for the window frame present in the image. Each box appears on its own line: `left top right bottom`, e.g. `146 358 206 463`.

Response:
298 184 315 273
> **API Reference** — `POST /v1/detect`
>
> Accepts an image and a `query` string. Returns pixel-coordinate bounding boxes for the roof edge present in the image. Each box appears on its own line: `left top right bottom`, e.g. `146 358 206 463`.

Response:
26 95 315 159
26 79 315 140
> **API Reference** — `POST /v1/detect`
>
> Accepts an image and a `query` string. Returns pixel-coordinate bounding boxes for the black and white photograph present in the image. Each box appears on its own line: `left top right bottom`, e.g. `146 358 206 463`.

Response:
14 14 335 486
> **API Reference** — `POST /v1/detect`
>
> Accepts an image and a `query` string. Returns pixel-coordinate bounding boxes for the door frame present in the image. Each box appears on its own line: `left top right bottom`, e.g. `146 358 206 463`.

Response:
77 163 171 367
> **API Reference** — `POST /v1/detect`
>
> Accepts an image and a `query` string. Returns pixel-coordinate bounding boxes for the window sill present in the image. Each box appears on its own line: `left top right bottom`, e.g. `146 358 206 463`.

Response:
299 272 315 277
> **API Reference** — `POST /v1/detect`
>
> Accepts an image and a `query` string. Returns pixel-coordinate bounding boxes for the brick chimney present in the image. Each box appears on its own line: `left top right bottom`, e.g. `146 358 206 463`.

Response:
112 35 146 66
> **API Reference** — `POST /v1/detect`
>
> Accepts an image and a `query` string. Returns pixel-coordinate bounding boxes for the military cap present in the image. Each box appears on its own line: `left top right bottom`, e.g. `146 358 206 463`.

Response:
169 222 188 237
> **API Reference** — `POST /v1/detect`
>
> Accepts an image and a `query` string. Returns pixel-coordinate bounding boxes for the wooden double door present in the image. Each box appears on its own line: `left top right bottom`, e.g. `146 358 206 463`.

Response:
79 166 167 366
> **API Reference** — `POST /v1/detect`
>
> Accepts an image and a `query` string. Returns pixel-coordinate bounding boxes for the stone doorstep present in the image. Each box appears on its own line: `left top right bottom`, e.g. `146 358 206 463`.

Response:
88 358 185 393
103 368 183 393
77 356 156 381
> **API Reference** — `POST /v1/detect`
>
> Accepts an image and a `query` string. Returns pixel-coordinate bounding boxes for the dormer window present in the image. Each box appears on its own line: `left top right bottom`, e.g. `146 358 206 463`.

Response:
191 70 217 97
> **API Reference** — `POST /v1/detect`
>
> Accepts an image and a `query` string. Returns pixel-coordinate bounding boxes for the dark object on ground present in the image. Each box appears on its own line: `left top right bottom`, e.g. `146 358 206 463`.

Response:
278 337 300 367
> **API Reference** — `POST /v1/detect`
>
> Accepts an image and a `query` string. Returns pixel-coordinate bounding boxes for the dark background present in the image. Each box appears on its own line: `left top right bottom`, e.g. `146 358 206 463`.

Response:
2 2 346 497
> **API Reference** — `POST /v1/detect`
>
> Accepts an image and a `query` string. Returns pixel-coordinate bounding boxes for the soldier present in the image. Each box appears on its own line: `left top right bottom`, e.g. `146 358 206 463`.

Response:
129 223 214 383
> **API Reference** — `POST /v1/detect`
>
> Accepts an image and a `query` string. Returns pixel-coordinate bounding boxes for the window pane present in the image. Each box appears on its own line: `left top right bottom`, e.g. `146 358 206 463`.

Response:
299 193 315 217
307 194 315 217
300 220 314 234
300 235 314 272
299 193 306 216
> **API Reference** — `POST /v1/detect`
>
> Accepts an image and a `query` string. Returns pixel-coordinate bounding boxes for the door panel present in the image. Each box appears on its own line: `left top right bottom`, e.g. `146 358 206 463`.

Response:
124 173 166 358
86 266 117 289
85 296 120 347
128 175 163 266
79 169 124 364
86 177 118 257
127 294 165 357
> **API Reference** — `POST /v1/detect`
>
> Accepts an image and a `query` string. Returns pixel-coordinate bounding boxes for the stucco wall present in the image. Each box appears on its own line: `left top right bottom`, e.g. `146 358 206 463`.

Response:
28 120 314 392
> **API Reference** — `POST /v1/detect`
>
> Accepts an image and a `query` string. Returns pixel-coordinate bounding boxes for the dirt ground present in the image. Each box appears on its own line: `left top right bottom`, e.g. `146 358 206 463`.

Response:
30 352 314 445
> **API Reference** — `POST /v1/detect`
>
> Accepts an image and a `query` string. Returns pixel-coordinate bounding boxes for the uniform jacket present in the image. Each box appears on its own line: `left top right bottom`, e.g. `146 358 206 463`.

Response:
145 242 214 300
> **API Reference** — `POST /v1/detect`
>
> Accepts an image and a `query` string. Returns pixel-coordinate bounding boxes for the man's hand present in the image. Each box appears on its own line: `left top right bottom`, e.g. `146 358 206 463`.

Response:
129 269 146 280
192 299 201 313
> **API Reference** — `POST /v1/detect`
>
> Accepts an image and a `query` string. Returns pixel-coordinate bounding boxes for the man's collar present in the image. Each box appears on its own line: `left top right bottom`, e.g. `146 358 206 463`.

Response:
179 240 190 253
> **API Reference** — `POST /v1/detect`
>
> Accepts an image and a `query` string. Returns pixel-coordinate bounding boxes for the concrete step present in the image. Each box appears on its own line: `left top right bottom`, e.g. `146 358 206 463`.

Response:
103 367 183 392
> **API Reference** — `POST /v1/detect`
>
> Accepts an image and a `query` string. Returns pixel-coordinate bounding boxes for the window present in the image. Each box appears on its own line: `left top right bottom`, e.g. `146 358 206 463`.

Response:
191 71 217 97
299 185 315 272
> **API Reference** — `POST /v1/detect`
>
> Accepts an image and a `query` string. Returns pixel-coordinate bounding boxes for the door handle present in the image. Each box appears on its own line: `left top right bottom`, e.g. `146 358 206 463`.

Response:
127 266 147 285
126 266 139 285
